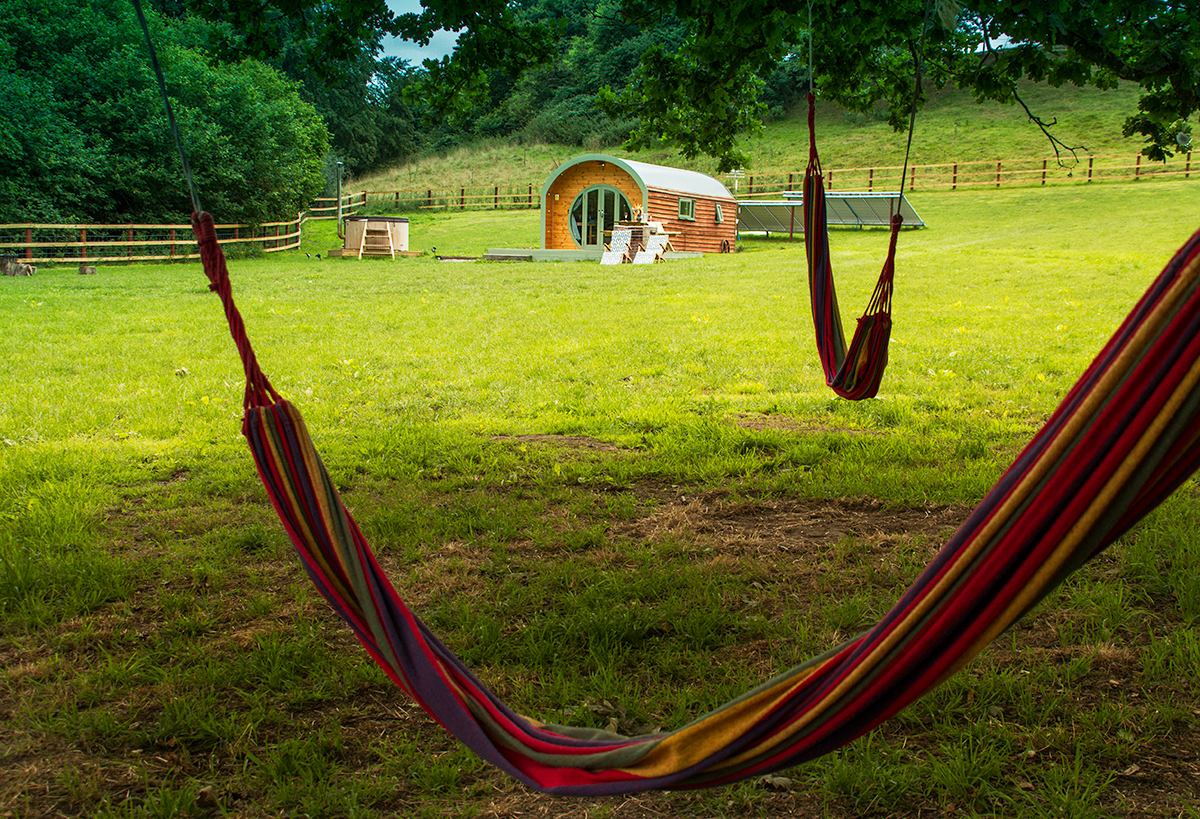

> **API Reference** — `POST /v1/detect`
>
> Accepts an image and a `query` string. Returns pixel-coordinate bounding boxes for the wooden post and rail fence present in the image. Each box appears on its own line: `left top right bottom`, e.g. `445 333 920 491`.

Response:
2 152 1192 265
0 191 370 266
732 151 1194 199
0 215 308 266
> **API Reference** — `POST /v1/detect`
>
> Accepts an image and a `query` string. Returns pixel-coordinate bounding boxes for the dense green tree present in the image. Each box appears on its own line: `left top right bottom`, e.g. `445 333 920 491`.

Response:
440 0 684 147
0 0 328 223
182 0 1200 171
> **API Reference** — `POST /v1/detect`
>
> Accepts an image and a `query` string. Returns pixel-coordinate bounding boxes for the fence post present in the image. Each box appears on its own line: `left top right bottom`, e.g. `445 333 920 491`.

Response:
528 184 533 207
952 164 958 190
788 172 793 191
460 187 465 210
748 176 754 196
494 186 499 209
995 161 1002 188
910 167 915 192
868 168 873 191
827 170 833 191
427 189 432 208
1042 159 1047 186
1187 151 1192 179
1135 154 1141 179
1087 156 1094 182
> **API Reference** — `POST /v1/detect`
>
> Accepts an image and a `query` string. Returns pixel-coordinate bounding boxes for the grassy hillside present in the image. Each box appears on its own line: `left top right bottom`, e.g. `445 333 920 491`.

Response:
357 81 1152 192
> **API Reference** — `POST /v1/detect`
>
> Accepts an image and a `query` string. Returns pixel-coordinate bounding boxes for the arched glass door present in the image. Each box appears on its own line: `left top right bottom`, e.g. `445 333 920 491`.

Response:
569 185 632 251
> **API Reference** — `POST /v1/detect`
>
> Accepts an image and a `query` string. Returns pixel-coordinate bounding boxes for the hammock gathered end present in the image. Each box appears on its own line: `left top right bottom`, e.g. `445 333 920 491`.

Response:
191 208 1200 795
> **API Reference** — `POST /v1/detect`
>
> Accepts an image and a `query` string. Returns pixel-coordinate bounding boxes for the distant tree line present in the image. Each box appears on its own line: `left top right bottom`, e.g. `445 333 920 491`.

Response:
0 0 813 224
460 0 809 148
188 0 1199 173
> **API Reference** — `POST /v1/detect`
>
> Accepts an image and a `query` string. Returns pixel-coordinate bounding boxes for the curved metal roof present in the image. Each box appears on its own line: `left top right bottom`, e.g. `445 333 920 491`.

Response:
543 154 734 201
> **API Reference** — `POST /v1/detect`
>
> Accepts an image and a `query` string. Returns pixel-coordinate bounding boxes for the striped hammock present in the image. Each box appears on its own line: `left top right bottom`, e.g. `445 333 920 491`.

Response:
805 92 901 400
193 210 1200 796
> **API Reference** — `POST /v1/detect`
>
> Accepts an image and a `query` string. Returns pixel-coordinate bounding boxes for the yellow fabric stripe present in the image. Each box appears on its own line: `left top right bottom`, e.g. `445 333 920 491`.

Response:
287 405 345 570
256 408 333 585
620 664 824 777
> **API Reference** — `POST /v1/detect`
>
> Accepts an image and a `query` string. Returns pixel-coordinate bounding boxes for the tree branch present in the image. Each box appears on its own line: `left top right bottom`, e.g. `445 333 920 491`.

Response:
1011 88 1086 167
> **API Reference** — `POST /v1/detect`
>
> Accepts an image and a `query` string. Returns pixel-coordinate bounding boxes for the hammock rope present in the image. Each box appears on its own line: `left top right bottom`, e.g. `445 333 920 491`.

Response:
188 211 1200 795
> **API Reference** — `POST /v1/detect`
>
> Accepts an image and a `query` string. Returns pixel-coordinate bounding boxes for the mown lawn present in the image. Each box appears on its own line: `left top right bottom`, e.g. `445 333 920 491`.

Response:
2 180 1199 818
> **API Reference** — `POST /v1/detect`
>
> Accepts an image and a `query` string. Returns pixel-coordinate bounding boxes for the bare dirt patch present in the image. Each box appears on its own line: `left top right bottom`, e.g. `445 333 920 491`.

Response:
612 489 965 557
735 412 881 436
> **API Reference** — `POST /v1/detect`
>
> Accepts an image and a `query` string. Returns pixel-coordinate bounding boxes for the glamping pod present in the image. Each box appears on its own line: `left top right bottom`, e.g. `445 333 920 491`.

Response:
541 154 737 254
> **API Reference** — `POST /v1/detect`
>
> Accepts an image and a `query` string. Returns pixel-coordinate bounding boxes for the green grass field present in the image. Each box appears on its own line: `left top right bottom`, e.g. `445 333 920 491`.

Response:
3 180 1200 818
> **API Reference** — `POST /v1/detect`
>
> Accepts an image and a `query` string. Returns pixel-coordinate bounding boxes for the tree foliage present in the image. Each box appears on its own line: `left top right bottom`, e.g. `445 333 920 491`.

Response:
602 0 1200 169
183 0 1199 171
0 0 328 224
481 0 684 148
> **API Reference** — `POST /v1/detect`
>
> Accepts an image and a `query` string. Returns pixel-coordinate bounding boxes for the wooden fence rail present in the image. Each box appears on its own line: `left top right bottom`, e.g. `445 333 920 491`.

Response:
308 191 368 219
353 184 542 213
0 216 306 265
0 189 375 265
353 153 1193 211
731 152 1194 199
4 152 1192 264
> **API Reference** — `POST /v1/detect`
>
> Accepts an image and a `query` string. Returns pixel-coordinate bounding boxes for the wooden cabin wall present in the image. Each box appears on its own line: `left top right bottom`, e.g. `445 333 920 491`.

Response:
644 188 738 253
544 163 641 250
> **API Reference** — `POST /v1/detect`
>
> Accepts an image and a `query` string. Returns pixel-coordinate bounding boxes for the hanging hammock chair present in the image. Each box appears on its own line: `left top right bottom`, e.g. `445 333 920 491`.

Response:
192 207 1200 795
805 92 902 400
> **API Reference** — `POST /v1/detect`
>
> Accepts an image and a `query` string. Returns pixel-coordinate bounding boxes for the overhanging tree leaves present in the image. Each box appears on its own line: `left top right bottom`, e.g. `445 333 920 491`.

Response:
602 0 1199 169
184 0 1199 170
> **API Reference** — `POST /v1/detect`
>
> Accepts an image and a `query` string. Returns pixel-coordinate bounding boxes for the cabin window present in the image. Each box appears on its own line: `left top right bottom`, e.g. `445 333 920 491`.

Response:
714 203 724 223
678 198 696 221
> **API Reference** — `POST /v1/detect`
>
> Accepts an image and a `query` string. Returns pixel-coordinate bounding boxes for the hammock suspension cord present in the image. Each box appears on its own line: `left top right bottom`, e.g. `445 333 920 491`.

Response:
132 0 201 215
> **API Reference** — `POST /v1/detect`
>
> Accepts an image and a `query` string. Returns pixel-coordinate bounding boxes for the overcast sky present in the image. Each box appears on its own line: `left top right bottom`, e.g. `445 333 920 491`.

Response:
380 0 460 64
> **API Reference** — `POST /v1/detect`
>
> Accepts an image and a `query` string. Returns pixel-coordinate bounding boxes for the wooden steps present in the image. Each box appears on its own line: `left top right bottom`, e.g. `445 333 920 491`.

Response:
359 225 395 259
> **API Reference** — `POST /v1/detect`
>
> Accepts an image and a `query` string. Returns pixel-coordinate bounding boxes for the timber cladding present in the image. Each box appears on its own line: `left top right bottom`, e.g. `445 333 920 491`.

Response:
544 162 641 250
644 188 736 254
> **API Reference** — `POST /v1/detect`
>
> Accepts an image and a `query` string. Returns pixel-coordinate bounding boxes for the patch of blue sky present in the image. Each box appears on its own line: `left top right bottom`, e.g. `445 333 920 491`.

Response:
380 0 460 65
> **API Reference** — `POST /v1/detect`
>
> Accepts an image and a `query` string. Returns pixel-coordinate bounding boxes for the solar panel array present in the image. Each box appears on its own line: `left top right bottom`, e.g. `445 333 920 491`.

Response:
737 191 924 235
